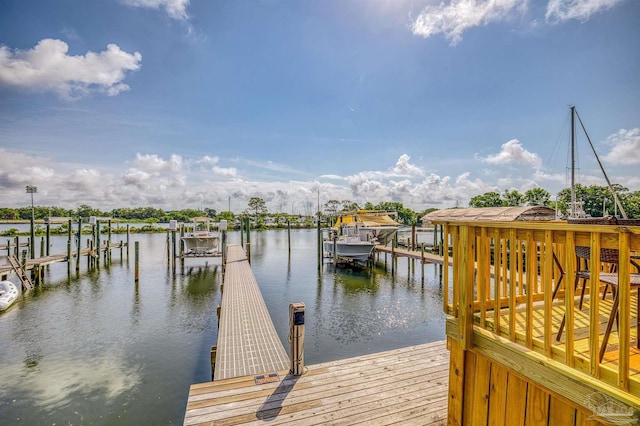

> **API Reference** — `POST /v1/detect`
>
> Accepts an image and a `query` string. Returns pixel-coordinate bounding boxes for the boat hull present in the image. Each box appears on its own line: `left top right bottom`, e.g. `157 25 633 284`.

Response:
323 240 375 262
0 280 19 311
181 233 220 255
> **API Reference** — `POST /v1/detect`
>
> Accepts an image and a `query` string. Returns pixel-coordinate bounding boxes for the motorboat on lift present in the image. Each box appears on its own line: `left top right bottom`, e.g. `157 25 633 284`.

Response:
332 210 400 246
181 217 220 256
323 223 377 262
0 280 20 311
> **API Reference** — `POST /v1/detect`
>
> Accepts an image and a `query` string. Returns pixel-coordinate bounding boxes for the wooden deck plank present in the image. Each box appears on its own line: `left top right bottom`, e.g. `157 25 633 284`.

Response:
185 340 449 426
189 345 448 418
214 245 289 381
477 292 640 390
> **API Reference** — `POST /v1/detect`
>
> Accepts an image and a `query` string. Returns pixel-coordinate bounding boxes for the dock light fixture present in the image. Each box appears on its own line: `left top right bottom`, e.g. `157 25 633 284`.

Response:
26 185 37 259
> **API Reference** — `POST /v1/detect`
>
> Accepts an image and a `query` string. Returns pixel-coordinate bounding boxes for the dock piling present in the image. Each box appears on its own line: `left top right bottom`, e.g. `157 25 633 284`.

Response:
289 302 305 376
134 241 140 282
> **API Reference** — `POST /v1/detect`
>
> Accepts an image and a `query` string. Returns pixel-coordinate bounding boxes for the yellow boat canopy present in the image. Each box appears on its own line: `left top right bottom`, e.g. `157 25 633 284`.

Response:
333 210 401 228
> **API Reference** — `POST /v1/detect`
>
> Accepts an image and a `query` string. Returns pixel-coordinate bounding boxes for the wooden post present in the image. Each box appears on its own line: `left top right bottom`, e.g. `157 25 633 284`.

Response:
6 239 10 257
126 224 130 257
433 225 438 253
391 235 396 276
317 218 322 269
287 219 291 256
40 236 45 257
134 241 140 282
421 243 425 280
245 218 251 264
96 220 101 267
180 225 185 273
46 221 50 256
289 302 305 376
210 346 217 381
107 220 112 263
333 237 337 266
64 219 70 270
171 230 176 270
411 224 416 251
166 231 171 266
30 215 35 259
89 239 94 269
76 218 82 272
14 236 19 257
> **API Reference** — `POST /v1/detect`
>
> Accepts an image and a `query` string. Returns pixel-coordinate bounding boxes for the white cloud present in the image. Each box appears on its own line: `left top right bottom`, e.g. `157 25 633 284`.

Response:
0 39 141 99
411 0 526 45
392 154 424 177
133 153 182 173
601 128 640 165
546 0 625 22
1 149 636 212
120 0 190 20
122 169 153 188
478 139 542 168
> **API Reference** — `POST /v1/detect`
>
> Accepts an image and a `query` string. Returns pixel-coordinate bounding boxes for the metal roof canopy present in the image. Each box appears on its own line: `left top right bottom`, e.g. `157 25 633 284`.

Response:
422 206 557 223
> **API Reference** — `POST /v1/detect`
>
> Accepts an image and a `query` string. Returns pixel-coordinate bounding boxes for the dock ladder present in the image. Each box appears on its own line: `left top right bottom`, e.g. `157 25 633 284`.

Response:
8 256 33 290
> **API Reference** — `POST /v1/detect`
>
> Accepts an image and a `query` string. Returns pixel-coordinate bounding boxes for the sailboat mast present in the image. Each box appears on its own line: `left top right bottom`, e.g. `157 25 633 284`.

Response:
574 109 628 219
570 106 576 218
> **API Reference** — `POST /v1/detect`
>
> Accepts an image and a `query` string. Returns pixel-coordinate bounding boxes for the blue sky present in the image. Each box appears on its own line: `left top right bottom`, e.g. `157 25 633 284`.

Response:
1 0 639 214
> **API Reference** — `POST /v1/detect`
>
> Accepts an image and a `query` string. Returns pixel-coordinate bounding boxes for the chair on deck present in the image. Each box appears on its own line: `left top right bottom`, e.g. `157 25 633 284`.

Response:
555 246 640 361
556 246 620 341
598 255 640 361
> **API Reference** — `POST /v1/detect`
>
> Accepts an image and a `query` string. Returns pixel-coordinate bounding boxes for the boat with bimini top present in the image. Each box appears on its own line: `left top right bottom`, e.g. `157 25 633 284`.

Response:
331 210 400 246
324 223 376 262
181 217 220 256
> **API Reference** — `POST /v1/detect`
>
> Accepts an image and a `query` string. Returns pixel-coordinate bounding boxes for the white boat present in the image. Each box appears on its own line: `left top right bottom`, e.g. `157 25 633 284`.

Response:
181 217 220 256
0 280 20 311
324 224 376 262
332 210 400 246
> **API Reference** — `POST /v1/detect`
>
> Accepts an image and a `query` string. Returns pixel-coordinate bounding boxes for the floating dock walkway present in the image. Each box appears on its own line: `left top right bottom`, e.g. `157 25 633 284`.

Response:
185 340 449 425
185 244 450 425
213 244 289 380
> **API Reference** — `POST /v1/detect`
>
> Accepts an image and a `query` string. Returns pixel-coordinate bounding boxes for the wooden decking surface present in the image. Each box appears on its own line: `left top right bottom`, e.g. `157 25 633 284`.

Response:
481 292 640 389
185 340 449 426
214 245 289 381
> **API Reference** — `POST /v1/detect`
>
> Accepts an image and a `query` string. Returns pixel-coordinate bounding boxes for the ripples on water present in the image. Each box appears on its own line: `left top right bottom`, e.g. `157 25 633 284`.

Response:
0 229 446 424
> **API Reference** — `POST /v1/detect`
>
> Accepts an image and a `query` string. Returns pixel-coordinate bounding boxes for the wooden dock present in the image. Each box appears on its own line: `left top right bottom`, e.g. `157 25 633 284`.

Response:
375 245 449 265
0 242 127 276
214 244 289 380
185 340 449 425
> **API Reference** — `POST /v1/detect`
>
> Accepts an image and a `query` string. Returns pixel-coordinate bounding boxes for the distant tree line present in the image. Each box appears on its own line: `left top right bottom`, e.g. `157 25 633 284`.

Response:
0 204 221 222
1 184 638 224
468 185 640 219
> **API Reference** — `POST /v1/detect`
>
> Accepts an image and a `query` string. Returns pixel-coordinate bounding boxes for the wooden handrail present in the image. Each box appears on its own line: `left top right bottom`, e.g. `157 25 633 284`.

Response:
438 220 640 395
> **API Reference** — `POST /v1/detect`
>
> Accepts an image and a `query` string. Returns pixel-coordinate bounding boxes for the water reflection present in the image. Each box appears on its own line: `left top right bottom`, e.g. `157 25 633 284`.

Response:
0 230 445 424
1 350 141 412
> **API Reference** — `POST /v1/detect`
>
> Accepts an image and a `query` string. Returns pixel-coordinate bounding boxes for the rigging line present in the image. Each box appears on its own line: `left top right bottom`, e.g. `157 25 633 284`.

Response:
574 108 628 219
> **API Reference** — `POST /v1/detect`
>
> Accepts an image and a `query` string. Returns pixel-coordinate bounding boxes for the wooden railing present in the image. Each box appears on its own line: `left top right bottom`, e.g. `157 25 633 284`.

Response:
438 220 640 396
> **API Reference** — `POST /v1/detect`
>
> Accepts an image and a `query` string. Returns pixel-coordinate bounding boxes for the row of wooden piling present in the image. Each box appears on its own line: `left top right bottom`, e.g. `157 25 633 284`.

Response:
0 219 133 289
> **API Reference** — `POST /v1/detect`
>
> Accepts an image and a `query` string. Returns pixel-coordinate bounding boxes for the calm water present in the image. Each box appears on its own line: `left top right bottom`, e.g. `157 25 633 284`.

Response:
0 229 446 425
